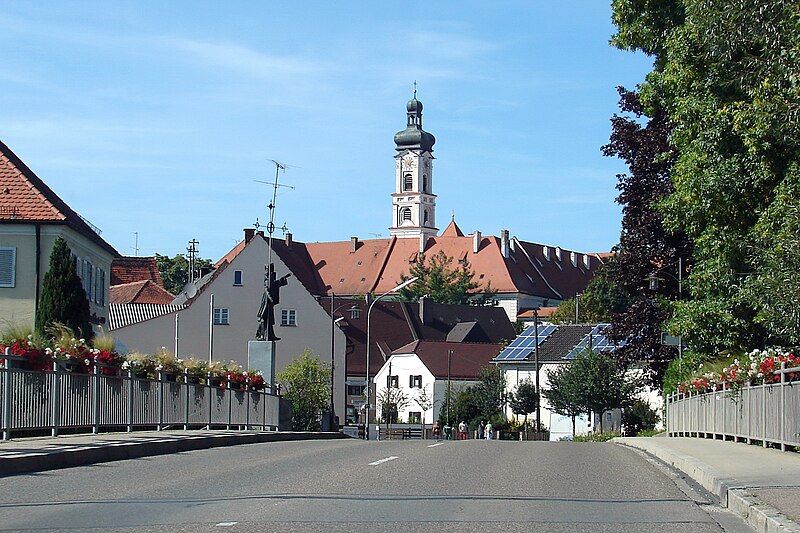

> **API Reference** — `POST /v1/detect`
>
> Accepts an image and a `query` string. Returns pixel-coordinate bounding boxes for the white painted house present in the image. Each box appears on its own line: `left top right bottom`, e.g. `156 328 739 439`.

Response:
373 340 502 425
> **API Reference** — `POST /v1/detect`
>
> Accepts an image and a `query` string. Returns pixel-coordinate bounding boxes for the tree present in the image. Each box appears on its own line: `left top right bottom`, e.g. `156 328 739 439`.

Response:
437 385 481 429
568 349 638 433
36 237 93 340
621 399 660 436
549 260 630 324
155 253 213 295
543 364 584 437
413 384 433 434
276 350 330 431
399 251 494 305
601 86 691 387
508 380 539 430
377 385 409 424
474 365 505 421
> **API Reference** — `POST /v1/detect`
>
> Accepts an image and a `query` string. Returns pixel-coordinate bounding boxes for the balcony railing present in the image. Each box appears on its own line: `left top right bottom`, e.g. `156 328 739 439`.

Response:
1 355 280 440
666 363 800 451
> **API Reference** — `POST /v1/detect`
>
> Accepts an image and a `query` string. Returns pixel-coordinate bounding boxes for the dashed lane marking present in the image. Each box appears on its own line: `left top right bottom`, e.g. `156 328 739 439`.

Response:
215 522 238 527
427 442 445 448
368 456 399 466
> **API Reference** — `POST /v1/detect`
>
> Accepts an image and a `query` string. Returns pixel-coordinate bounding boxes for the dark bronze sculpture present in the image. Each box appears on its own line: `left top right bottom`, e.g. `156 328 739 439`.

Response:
256 263 291 341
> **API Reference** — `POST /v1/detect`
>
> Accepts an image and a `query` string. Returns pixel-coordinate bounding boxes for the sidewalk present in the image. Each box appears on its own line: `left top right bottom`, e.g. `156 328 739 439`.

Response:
0 429 346 476
615 436 800 532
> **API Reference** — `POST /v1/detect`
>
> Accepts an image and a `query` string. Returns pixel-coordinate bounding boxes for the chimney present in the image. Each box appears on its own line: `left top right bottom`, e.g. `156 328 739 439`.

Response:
419 296 432 326
500 229 510 259
350 236 358 253
473 231 482 253
285 232 293 247
419 234 427 253
244 228 255 243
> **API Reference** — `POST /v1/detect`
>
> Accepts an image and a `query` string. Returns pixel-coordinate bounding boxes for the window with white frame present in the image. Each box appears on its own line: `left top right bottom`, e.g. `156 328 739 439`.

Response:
233 270 243 286
213 308 229 325
280 309 297 326
409 375 422 389
0 247 16 288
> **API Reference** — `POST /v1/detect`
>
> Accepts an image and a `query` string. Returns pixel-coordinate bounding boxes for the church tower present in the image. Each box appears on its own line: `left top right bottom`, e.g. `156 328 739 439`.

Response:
389 90 437 239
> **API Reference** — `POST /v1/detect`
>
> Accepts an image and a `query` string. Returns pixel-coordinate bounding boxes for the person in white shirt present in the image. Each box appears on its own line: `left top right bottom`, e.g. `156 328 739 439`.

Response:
485 422 493 440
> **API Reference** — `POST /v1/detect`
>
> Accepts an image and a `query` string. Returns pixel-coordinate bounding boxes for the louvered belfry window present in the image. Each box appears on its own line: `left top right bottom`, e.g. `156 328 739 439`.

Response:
0 247 16 287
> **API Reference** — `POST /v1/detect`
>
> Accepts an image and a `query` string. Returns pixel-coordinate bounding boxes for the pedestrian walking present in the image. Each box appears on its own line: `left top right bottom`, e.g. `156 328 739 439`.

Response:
485 421 493 440
478 420 485 440
458 420 467 440
432 421 441 440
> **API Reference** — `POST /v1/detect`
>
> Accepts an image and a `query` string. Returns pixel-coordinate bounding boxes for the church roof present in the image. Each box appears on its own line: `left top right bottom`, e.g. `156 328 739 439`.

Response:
0 140 119 256
440 218 464 237
394 96 435 152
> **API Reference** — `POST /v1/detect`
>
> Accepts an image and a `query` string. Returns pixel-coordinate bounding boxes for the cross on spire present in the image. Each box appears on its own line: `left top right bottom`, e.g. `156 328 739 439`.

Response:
413 80 417 98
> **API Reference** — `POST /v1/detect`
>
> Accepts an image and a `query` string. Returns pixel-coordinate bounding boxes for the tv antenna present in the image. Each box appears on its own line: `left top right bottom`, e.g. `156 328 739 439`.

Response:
187 239 199 283
255 160 295 270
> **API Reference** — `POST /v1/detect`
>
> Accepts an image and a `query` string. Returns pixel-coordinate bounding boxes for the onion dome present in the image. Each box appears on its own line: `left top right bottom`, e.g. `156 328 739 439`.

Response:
394 96 435 152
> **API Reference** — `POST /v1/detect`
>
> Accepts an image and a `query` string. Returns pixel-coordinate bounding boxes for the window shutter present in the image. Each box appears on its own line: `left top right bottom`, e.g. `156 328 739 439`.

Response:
0 247 16 287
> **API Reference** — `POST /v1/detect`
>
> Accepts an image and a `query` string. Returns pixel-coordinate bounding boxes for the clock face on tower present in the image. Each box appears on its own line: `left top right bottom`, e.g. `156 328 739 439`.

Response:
402 157 414 170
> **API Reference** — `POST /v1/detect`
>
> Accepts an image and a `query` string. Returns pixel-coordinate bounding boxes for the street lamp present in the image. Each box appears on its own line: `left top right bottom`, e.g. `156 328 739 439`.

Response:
364 276 418 440
329 293 358 430
647 257 684 371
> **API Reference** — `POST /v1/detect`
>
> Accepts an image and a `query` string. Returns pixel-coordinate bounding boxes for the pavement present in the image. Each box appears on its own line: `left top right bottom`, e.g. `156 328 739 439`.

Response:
615 436 800 532
0 438 751 531
0 430 346 476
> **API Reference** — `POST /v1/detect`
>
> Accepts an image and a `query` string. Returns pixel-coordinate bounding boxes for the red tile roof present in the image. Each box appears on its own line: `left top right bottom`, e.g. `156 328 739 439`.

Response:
392 340 503 380
215 225 608 304
111 256 164 286
0 140 118 256
440 218 464 237
109 280 175 305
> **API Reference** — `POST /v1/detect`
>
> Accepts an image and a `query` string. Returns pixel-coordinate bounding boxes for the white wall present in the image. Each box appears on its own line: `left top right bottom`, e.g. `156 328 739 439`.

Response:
373 353 436 424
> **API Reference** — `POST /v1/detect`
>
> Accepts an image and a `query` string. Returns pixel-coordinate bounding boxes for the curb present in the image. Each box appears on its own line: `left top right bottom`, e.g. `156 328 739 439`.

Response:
0 431 347 477
613 438 800 533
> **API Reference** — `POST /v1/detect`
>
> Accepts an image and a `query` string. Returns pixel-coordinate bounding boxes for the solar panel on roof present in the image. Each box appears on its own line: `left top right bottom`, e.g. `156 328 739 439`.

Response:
494 323 557 361
564 324 625 359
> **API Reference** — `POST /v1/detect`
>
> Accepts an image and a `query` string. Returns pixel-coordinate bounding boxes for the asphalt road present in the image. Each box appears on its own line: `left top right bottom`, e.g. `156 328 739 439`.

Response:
0 438 751 532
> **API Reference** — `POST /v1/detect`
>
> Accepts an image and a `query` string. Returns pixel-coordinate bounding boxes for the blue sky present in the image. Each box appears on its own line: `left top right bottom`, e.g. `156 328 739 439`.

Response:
1 2 651 260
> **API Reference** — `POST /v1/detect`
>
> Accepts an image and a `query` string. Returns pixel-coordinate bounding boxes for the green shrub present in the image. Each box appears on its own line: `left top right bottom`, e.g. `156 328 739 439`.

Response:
622 399 660 436
573 431 621 442
636 429 662 437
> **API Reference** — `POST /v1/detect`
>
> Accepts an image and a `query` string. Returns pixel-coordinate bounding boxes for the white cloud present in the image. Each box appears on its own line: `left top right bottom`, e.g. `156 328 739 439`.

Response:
165 38 328 78
404 31 501 61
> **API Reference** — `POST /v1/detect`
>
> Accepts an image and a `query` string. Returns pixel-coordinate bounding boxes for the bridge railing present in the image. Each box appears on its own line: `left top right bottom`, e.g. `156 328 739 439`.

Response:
1 355 280 440
667 362 800 451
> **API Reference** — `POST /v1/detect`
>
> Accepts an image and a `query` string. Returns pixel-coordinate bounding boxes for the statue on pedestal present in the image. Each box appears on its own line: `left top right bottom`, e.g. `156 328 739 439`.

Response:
256 263 291 341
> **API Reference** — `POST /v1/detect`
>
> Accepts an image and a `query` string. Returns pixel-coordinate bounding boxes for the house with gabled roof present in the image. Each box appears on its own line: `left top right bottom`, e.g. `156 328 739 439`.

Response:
0 140 119 330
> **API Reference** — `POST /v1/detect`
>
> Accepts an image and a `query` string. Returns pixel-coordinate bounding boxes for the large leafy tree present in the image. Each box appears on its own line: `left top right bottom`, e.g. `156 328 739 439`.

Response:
610 0 800 356
36 237 93 340
399 251 494 305
276 350 330 431
155 253 213 295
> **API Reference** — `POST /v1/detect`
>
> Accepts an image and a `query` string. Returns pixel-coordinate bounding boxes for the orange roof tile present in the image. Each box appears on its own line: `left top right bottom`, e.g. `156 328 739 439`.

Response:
0 140 118 256
111 256 163 286
109 280 175 305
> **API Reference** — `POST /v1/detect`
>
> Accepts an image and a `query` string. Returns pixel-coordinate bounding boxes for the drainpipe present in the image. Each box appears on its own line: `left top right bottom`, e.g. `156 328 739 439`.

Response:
34 223 41 316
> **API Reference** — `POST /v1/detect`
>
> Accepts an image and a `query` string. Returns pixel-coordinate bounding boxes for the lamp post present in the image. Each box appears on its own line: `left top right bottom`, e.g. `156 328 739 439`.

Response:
364 276 419 440
329 293 358 430
648 257 684 371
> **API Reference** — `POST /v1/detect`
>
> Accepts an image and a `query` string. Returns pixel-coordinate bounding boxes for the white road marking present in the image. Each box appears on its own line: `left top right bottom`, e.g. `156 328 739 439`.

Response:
427 442 444 448
215 522 238 527
368 456 399 466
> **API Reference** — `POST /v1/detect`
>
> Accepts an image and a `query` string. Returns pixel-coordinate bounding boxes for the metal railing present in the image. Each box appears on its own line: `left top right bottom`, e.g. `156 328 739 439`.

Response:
1 355 280 440
667 362 800 451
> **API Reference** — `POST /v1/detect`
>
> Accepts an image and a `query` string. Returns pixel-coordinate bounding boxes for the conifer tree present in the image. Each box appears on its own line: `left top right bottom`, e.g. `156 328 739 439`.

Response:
36 237 93 340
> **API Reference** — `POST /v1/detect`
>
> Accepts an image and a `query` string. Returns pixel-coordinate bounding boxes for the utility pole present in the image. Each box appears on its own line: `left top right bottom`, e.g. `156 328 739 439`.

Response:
187 239 199 283
447 349 452 430
678 257 683 374
133 232 139 257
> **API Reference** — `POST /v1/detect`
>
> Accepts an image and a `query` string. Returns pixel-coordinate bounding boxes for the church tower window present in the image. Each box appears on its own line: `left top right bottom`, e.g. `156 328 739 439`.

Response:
403 173 413 191
400 207 412 224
